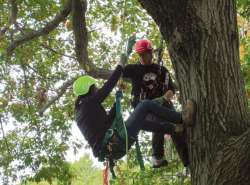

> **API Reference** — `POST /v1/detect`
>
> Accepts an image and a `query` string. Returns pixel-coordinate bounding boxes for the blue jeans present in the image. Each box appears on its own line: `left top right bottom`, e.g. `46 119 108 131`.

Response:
150 102 175 158
125 100 182 139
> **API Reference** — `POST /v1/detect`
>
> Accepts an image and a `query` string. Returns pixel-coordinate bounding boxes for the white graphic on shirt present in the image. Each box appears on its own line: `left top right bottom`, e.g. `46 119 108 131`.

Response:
143 72 157 90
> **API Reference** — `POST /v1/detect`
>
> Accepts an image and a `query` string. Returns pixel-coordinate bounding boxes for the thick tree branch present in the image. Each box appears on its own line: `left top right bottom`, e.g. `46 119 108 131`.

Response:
9 0 18 25
7 0 72 55
38 77 77 116
72 0 112 79
138 0 182 40
38 0 124 115
0 0 17 40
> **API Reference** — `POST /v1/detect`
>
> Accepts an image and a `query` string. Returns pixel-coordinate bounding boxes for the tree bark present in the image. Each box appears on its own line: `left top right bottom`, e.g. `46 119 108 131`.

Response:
138 0 250 184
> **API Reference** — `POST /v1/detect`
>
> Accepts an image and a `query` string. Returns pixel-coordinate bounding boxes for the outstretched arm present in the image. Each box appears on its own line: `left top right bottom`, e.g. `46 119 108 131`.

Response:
95 65 123 103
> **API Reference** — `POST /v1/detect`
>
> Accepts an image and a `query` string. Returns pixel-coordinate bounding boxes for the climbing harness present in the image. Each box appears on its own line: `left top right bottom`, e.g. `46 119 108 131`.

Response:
98 90 133 176
98 88 144 178
157 36 164 67
155 36 172 94
99 33 145 182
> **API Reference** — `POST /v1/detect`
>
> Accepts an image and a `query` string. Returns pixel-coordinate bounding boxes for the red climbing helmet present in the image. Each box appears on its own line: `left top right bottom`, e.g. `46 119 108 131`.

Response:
135 39 153 54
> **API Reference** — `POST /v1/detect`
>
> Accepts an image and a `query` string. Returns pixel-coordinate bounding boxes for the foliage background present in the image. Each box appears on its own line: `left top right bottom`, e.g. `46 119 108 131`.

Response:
0 0 249 184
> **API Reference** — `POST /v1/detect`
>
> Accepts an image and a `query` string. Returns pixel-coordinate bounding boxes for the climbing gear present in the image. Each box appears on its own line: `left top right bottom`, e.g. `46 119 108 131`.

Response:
135 138 145 170
126 32 136 55
73 75 96 96
119 32 136 66
157 36 164 66
103 162 109 185
135 39 153 54
98 90 135 179
156 36 164 81
99 34 146 182
98 90 145 177
156 36 170 95
98 90 133 162
121 33 145 172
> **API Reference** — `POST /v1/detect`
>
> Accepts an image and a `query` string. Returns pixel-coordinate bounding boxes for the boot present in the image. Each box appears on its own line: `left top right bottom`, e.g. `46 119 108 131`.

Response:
182 99 196 126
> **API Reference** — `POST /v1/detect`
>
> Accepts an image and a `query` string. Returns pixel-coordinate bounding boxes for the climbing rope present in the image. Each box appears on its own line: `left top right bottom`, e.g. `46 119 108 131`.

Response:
101 0 147 181
157 36 164 66
103 161 109 185
115 89 128 165
121 0 127 41
117 33 145 171
101 33 139 185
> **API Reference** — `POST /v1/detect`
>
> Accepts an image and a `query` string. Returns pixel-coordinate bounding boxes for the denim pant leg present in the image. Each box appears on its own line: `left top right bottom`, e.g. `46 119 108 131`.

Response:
141 120 175 134
126 100 181 138
152 102 176 158
152 133 164 158
145 113 170 158
171 131 189 167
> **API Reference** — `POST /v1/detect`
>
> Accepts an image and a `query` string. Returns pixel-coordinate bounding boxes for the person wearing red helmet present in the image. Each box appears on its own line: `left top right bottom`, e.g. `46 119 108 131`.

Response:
73 38 194 170
122 38 184 168
73 62 196 167
134 39 153 64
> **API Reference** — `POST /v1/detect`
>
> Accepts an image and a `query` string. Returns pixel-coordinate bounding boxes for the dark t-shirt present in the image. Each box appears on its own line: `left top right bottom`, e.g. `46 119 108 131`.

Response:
123 63 175 107
75 65 123 157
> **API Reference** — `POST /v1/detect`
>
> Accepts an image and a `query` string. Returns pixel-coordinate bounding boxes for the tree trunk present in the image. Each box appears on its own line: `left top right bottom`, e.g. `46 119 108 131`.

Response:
138 0 250 184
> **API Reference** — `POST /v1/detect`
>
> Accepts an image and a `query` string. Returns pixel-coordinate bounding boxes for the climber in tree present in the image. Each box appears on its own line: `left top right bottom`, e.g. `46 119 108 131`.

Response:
73 63 196 161
122 39 180 168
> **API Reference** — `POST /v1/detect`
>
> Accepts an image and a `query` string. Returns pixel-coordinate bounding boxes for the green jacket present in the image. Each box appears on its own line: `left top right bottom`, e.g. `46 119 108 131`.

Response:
152 96 167 105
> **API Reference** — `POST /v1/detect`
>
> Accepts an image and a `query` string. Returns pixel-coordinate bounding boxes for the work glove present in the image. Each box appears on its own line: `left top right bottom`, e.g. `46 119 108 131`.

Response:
118 53 127 67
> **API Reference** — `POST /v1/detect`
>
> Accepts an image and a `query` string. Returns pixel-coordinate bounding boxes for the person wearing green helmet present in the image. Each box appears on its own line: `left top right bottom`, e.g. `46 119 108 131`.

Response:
74 61 196 161
73 76 97 96
74 63 128 156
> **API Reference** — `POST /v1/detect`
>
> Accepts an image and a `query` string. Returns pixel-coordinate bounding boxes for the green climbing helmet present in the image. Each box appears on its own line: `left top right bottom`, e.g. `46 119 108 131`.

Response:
73 75 97 96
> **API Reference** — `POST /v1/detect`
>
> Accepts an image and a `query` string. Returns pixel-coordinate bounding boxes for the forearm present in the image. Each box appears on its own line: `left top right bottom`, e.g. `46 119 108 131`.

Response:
95 65 123 102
